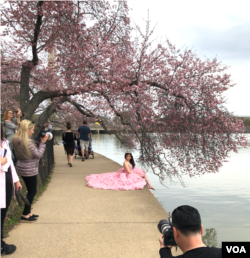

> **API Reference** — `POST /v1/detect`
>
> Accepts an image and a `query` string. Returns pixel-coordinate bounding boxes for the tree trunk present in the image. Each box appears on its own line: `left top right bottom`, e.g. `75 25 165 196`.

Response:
20 63 32 119
33 102 58 138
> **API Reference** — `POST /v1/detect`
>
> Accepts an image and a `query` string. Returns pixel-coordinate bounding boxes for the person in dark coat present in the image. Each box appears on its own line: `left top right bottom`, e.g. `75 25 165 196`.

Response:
62 122 76 167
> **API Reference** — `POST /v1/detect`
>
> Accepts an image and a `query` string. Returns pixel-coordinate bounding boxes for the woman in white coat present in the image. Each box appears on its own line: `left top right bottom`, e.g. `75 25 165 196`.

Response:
1 124 22 255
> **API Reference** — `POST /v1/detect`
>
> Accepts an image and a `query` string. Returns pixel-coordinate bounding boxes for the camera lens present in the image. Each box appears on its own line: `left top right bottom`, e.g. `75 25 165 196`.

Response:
158 219 172 234
46 132 53 140
158 219 177 246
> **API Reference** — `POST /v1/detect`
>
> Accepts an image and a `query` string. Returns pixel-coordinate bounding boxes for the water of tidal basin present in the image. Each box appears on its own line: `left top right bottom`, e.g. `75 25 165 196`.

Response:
56 134 250 247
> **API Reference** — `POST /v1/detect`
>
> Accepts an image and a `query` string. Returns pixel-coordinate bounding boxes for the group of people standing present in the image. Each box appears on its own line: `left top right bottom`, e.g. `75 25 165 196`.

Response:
62 120 92 167
1 109 49 255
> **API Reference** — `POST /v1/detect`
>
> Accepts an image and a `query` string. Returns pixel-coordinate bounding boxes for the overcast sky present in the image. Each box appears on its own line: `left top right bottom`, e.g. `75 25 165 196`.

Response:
127 0 250 116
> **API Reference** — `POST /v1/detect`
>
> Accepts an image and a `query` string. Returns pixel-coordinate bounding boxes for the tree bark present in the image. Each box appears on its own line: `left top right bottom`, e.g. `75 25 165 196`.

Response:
33 96 69 137
20 63 31 118
33 102 58 137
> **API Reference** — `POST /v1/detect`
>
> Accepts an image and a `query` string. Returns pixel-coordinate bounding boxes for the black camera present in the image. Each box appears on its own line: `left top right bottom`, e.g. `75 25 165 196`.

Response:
158 217 177 246
38 126 47 138
37 126 53 141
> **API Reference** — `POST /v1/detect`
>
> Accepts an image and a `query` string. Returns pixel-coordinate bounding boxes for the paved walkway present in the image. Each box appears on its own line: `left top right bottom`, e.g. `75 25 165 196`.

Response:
6 146 181 257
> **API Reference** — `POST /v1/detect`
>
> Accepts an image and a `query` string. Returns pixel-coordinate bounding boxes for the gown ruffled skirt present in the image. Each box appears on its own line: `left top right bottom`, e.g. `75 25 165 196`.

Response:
85 167 147 190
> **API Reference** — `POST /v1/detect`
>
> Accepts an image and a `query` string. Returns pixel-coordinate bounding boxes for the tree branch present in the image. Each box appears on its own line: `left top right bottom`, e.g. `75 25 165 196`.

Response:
1 80 21 84
32 1 44 65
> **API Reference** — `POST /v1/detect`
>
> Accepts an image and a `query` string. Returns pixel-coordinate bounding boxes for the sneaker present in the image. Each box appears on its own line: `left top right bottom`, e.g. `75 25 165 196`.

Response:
1 243 17 255
85 156 88 160
82 158 85 161
69 163 73 167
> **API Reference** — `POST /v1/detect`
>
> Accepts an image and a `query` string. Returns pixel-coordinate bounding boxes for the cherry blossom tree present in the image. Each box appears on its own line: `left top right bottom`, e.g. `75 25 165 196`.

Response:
1 0 131 135
1 0 248 184
66 19 248 183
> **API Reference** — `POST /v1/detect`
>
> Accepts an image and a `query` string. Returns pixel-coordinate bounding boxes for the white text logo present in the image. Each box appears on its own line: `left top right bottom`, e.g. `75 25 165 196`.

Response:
226 246 246 253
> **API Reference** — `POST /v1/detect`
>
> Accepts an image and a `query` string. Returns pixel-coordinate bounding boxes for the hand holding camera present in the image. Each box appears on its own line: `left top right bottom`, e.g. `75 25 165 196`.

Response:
41 134 49 143
39 125 53 143
158 218 177 248
159 235 167 249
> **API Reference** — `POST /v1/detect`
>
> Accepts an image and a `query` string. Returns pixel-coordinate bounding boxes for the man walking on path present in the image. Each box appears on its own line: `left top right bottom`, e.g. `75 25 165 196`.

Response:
77 120 92 161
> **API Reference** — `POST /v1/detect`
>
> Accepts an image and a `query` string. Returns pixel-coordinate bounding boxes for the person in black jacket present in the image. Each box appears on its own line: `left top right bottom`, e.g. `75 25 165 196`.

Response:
62 122 76 167
159 205 221 258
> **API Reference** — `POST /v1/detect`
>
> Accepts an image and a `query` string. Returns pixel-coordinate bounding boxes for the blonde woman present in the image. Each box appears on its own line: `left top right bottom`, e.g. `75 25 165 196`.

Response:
12 120 48 221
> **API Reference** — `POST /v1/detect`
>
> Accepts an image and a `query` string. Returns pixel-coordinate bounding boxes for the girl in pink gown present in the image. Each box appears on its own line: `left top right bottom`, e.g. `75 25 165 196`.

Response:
85 153 155 191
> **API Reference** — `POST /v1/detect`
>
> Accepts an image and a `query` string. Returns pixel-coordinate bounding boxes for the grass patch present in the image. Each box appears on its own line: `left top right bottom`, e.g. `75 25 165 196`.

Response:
2 169 54 238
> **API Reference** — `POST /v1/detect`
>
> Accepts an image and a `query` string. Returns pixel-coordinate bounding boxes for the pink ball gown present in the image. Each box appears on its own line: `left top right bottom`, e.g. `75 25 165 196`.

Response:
85 164 147 190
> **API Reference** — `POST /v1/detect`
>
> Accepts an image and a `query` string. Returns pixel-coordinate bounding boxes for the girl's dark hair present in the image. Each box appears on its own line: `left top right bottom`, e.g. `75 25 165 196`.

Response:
1 123 5 142
125 153 135 168
66 122 71 130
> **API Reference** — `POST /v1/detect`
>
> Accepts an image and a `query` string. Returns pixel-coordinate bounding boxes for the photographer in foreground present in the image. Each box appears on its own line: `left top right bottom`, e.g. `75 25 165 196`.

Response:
159 205 221 258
